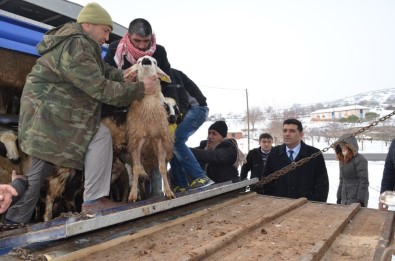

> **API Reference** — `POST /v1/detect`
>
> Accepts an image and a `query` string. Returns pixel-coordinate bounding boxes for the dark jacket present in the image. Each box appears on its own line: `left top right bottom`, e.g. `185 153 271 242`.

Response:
240 147 269 180
170 69 207 119
335 134 369 207
380 139 395 193
191 138 240 183
262 141 329 202
102 40 177 117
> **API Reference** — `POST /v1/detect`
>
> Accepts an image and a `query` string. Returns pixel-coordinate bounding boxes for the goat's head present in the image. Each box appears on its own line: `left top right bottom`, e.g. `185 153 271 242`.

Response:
0 129 21 164
163 97 181 124
130 56 171 83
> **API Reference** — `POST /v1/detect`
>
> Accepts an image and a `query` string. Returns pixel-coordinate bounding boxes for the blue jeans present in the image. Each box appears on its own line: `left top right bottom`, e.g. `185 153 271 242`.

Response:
170 106 209 188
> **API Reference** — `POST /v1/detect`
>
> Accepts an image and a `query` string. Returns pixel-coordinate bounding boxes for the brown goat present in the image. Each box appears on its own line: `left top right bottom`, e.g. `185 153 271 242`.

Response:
43 167 83 221
126 56 175 202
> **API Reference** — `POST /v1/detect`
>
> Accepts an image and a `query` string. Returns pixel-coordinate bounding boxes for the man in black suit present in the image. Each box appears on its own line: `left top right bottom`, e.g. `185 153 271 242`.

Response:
262 119 329 202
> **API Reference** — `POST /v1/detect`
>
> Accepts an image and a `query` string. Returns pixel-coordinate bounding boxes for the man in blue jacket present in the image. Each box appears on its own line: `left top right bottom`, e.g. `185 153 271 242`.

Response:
262 119 329 202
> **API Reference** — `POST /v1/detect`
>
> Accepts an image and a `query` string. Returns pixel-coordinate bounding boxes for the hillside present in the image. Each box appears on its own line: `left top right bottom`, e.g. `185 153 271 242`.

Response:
326 88 395 109
201 88 395 152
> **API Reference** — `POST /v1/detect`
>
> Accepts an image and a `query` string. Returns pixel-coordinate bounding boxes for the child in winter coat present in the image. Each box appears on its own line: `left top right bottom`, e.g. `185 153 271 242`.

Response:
335 133 369 207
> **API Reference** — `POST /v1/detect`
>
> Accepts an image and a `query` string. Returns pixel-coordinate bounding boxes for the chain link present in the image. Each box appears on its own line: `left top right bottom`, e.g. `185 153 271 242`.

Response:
255 110 395 187
8 247 48 261
0 222 26 231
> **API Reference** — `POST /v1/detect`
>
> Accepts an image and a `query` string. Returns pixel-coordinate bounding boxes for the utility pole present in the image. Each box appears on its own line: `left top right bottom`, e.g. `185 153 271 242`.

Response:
246 88 250 151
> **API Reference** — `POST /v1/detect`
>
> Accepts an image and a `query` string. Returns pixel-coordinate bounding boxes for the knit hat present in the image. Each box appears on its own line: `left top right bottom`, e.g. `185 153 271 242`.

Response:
209 121 228 137
77 2 113 30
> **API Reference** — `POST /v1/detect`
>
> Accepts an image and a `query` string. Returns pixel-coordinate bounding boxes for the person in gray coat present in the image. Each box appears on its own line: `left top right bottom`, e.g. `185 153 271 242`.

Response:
334 133 369 207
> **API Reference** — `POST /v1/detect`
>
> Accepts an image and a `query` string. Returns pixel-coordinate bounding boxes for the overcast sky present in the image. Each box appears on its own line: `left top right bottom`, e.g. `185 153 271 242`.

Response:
71 0 395 114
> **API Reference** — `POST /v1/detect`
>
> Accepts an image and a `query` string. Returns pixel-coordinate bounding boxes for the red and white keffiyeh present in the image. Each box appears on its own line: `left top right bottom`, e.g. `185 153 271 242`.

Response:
114 33 157 69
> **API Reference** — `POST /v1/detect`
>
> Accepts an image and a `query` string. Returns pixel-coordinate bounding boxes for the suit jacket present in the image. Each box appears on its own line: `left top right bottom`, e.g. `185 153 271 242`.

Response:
262 141 329 202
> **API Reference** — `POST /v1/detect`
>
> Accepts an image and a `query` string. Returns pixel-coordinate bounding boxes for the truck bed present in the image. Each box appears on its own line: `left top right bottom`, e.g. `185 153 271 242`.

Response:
2 189 393 261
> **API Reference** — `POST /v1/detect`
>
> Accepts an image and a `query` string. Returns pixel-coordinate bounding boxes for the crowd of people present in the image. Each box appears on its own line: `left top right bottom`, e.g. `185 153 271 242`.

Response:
0 2 394 224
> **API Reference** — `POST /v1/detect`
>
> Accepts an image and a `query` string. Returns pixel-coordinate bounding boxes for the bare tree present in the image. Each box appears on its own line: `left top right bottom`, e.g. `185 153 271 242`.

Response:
244 106 264 130
319 122 343 145
304 127 321 147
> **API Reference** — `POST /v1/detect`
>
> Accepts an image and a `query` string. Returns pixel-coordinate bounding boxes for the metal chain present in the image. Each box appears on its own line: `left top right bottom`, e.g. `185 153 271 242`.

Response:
0 222 26 230
255 110 395 187
9 247 48 261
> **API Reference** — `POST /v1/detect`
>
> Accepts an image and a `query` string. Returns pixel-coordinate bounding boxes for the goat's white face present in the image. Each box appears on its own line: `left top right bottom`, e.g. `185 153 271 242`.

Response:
130 56 171 83
0 131 20 163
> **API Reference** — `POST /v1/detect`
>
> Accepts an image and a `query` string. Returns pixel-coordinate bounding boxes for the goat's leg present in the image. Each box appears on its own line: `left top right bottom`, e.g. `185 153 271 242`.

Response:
157 142 175 199
44 193 54 221
128 139 145 202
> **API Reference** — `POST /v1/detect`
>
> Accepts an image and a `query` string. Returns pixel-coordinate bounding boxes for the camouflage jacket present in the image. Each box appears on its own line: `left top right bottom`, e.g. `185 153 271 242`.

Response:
19 22 144 170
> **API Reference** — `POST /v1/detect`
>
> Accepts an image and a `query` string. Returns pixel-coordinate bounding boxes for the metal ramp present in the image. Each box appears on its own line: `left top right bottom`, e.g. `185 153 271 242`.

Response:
0 178 257 252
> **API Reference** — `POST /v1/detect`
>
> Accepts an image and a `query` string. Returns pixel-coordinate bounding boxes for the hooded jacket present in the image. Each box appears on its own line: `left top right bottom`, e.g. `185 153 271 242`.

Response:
335 133 369 207
19 22 145 170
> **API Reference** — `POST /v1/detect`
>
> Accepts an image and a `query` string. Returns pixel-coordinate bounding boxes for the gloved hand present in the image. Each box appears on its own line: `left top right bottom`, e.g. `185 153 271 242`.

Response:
336 198 341 204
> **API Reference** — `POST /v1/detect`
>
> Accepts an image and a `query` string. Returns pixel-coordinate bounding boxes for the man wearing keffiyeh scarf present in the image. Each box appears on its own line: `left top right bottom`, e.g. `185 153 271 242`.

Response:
103 18 177 199
104 18 177 104
114 32 157 69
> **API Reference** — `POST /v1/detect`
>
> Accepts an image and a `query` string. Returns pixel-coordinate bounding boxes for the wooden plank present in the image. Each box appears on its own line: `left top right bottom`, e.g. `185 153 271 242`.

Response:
372 210 395 261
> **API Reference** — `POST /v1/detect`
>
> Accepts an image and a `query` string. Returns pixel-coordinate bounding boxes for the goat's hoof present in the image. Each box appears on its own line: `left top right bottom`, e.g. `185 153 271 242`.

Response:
165 192 176 200
128 195 138 203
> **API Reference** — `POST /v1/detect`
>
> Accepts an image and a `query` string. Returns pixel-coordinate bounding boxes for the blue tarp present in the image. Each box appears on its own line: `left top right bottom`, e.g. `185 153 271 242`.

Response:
0 14 47 56
0 13 108 57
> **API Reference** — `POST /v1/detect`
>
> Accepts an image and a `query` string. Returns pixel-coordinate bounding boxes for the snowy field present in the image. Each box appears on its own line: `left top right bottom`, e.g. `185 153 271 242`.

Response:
187 121 390 210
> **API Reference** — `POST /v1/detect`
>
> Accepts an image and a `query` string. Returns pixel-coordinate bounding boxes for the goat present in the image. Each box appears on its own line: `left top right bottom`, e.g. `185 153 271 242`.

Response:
0 128 31 178
0 128 83 221
102 59 179 201
43 167 83 221
126 56 175 202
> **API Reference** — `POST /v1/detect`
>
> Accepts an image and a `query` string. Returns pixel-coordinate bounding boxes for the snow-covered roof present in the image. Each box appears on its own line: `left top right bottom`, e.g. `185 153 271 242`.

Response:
312 105 370 114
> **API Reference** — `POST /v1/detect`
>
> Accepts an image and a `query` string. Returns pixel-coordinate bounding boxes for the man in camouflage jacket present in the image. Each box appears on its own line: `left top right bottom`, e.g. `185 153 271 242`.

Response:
5 3 157 223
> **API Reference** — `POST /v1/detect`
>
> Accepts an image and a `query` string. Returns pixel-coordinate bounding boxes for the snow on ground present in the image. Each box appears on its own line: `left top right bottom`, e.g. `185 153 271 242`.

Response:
187 120 390 210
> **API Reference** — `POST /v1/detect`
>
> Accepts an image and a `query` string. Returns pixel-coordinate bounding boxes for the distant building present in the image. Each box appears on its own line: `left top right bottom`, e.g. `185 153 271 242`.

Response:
311 105 370 121
227 131 243 139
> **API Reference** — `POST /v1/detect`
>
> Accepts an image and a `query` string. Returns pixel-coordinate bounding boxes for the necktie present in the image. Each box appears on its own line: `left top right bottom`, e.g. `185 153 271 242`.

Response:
289 150 294 161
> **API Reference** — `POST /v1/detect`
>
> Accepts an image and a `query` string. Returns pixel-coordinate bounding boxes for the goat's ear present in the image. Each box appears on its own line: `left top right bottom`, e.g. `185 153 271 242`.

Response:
156 67 172 83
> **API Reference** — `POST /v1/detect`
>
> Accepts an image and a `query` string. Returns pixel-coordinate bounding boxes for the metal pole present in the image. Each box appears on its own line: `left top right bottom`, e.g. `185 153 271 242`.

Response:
246 88 250 151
